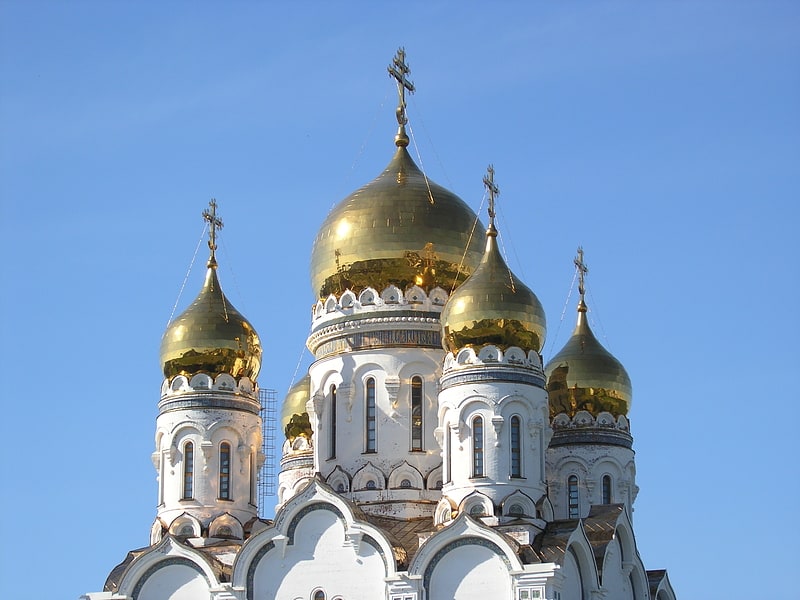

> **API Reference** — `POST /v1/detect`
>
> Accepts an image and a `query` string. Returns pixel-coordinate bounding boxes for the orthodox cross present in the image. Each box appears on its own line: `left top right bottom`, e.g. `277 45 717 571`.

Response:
574 246 589 298
388 47 415 127
483 165 499 228
202 199 224 263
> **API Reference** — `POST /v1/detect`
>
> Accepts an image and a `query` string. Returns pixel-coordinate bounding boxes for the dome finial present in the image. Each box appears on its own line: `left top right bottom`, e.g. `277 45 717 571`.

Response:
482 164 499 233
574 246 589 311
388 47 415 147
202 199 224 268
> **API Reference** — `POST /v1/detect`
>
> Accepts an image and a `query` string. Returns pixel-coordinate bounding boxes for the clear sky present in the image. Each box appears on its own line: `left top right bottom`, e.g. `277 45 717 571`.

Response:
1 2 798 599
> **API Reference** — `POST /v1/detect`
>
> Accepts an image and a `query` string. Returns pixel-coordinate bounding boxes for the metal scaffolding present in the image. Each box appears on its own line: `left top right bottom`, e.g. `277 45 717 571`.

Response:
258 387 277 517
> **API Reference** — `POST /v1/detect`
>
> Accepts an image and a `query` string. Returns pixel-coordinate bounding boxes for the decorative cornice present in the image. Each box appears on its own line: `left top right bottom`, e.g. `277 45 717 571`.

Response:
161 373 257 399
548 428 633 449
279 452 314 471
312 285 448 327
307 312 444 358
440 347 546 391
158 389 261 416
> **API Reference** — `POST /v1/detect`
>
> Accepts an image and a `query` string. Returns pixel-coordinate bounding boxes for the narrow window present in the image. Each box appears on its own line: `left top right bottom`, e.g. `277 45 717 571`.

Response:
510 415 522 478
472 416 484 477
313 591 325 600
329 385 337 459
410 376 423 451
602 474 612 504
250 450 257 505
219 442 231 500
444 424 452 483
182 442 194 500
365 378 376 452
568 475 579 518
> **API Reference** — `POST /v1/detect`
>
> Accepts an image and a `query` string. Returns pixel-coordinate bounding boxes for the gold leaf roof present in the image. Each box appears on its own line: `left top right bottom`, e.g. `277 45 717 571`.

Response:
281 374 312 440
160 264 262 381
309 145 484 299
545 300 631 418
441 223 546 353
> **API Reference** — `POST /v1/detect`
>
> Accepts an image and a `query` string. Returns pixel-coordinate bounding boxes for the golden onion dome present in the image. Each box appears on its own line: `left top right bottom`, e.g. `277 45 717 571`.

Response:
160 262 262 381
281 375 312 441
160 201 262 382
310 49 483 299
545 299 632 418
441 180 546 354
310 145 484 299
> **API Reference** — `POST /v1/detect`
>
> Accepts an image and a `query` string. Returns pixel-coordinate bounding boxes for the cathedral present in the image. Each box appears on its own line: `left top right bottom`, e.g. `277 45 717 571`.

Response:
82 51 677 600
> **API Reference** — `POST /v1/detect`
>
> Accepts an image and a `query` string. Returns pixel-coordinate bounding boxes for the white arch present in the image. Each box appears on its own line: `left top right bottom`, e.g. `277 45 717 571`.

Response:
115 536 219 599
387 461 424 489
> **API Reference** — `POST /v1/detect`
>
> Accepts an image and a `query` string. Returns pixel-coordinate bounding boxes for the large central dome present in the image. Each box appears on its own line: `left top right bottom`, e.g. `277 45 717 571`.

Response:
310 145 485 299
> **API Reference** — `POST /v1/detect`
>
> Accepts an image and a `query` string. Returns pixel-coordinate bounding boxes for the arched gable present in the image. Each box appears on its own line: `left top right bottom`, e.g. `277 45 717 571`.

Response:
388 461 424 489
352 461 386 491
115 536 219 600
409 513 522 598
501 490 537 518
209 512 243 539
564 524 601 598
232 479 397 599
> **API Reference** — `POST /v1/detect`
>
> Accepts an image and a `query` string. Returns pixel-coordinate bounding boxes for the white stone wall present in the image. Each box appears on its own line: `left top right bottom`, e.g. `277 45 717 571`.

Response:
307 344 446 507
437 350 550 515
153 381 262 533
546 440 636 519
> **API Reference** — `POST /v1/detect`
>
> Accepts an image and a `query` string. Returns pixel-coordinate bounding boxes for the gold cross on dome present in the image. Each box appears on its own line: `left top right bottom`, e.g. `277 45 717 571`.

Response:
483 165 499 227
202 199 224 262
574 246 589 298
388 47 415 127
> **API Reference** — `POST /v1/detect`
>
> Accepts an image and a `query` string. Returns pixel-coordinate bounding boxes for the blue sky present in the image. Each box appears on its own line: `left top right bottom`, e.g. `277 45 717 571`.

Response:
1 2 798 598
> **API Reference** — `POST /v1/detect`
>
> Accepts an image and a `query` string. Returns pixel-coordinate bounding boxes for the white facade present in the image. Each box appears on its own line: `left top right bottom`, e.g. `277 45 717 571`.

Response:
437 346 550 518
150 373 264 542
82 57 678 600
546 411 638 520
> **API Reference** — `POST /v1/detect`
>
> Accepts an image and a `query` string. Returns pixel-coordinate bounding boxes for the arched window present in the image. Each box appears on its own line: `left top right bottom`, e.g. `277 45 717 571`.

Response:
510 415 522 478
568 475 579 518
410 376 423 451
182 441 194 500
602 474 612 504
219 442 232 500
365 378 376 453
313 590 326 600
400 478 412 488
329 384 337 459
472 416 484 477
508 503 525 517
444 424 452 483
250 449 257 504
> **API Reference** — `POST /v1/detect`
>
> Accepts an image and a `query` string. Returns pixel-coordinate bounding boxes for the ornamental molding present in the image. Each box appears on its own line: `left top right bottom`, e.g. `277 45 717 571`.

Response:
443 346 544 374
161 374 257 399
307 312 444 358
311 285 449 328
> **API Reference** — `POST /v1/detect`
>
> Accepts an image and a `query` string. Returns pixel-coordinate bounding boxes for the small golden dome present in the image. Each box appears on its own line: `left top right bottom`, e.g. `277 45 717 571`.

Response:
310 145 485 299
160 263 262 381
545 299 632 418
281 375 312 441
441 219 547 354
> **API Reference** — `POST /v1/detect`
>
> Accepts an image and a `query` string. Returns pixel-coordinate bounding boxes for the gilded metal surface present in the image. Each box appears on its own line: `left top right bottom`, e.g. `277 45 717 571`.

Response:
160 266 262 381
441 226 547 353
310 146 485 298
281 374 312 440
544 301 632 418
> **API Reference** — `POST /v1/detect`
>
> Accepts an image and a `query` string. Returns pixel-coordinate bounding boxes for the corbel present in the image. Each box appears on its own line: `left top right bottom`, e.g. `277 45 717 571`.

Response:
491 415 505 446
384 376 400 409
